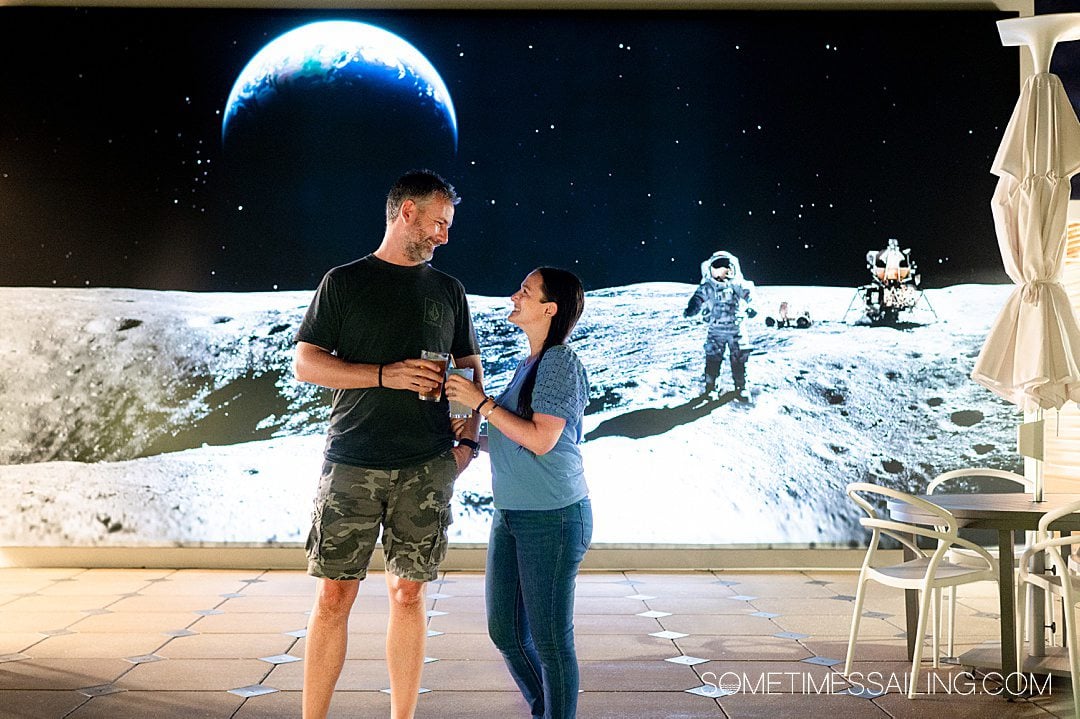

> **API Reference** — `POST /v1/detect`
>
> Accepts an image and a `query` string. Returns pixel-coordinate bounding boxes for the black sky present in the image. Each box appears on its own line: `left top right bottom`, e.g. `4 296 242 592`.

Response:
0 7 1018 296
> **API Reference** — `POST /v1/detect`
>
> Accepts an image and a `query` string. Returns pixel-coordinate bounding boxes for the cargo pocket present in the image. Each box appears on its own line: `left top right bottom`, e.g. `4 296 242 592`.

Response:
426 506 453 567
305 506 324 562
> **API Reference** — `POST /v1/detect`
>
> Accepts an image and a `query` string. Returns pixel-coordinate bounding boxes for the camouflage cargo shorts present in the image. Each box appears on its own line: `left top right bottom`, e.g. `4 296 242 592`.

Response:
305 449 458 583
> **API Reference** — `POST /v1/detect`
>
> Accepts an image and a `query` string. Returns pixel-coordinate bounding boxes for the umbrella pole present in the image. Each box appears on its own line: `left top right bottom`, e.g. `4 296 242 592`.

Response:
1022 407 1046 502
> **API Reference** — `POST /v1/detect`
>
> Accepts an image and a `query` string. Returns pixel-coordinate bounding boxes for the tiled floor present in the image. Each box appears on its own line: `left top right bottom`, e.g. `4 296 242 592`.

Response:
0 567 1073 718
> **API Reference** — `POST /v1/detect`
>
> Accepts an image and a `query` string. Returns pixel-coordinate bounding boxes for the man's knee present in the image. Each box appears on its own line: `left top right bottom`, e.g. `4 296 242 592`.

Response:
314 578 359 617
387 575 425 609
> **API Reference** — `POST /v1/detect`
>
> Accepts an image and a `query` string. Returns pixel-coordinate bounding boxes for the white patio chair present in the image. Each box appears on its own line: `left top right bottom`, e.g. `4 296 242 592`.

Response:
844 482 998 699
1015 498 1080 719
927 468 1033 659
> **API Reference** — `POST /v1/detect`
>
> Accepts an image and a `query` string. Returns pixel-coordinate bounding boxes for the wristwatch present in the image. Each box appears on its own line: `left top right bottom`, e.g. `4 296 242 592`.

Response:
457 438 480 458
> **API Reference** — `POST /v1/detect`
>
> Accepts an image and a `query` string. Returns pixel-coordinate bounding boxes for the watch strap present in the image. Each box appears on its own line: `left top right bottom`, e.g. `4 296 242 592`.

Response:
457 438 480 457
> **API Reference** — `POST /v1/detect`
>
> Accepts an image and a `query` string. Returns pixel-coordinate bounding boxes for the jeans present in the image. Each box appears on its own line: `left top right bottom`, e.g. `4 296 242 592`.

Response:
486 498 593 719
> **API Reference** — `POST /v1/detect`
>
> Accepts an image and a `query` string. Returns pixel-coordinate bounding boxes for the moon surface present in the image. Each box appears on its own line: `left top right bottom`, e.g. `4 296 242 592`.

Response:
0 282 1021 547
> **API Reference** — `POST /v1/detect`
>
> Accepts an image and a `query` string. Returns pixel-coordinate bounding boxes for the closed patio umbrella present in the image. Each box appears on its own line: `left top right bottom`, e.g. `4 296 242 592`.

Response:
971 15 1080 414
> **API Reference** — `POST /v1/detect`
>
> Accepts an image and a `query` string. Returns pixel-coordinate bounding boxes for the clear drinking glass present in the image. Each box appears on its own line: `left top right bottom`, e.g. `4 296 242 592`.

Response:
418 350 450 402
448 367 475 418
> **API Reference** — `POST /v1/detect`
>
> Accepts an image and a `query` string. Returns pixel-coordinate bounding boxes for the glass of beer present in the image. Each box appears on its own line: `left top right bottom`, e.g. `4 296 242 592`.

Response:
418 350 450 401
447 367 475 418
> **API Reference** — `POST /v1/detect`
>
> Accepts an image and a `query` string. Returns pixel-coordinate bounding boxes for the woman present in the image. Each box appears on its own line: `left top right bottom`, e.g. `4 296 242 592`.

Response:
445 267 591 719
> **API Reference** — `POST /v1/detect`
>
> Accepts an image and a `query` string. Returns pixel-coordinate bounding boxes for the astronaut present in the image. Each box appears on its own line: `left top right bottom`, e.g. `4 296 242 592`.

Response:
683 251 756 399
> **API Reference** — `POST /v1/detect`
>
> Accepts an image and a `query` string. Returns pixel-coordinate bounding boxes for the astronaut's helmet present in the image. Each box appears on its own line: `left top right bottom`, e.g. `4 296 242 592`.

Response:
700 250 742 281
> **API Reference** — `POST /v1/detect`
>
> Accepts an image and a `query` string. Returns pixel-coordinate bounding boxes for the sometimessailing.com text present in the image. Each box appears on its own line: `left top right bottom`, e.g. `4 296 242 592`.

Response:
697 670 1053 697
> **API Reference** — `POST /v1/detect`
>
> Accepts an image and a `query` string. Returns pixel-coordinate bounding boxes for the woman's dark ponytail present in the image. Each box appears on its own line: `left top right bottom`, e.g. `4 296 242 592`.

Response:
516 268 585 419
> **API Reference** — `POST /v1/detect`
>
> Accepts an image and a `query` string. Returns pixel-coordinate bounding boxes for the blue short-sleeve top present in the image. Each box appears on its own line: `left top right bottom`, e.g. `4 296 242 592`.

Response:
487 344 589 511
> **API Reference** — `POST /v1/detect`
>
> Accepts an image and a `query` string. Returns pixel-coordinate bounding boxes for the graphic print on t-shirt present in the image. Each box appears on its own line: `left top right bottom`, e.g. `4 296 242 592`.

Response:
425 297 448 328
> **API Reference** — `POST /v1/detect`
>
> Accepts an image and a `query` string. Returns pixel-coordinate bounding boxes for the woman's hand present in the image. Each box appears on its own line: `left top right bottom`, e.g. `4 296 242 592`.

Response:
445 372 486 413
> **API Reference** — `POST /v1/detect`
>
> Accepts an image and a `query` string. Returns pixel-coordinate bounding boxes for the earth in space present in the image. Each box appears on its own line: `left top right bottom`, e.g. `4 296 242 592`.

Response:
220 21 458 287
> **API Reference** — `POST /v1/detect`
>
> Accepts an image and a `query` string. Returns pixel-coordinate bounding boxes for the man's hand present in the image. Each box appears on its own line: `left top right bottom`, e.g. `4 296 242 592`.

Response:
380 358 446 395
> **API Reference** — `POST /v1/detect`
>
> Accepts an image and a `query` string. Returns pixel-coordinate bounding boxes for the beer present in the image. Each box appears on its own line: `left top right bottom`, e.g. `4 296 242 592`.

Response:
418 350 450 401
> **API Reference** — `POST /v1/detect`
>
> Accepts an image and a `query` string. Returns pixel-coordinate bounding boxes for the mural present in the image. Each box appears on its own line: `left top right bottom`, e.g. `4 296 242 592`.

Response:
0 8 1023 546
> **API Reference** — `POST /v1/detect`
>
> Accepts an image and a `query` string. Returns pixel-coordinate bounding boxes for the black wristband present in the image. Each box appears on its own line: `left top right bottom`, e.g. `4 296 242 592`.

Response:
378 364 384 388
475 396 492 413
457 437 480 458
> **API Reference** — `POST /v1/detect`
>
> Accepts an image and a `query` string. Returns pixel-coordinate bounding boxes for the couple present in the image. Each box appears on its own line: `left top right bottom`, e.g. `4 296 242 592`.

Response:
293 170 592 719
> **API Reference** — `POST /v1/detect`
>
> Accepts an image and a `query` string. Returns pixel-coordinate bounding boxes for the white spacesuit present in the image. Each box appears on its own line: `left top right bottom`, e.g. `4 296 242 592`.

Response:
683 251 756 398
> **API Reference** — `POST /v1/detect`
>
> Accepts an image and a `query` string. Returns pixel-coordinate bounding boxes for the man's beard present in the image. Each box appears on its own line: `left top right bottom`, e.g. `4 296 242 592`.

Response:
403 227 435 263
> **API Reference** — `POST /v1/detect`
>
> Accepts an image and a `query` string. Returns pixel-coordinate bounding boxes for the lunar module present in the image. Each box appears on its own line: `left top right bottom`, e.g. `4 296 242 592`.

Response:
844 238 934 324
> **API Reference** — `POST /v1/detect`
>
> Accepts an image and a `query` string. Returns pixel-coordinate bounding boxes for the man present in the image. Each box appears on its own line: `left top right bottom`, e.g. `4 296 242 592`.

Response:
293 170 482 719
683 250 756 400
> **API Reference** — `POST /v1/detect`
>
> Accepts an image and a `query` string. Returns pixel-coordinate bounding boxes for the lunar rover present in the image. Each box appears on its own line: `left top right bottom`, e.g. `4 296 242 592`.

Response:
764 301 812 329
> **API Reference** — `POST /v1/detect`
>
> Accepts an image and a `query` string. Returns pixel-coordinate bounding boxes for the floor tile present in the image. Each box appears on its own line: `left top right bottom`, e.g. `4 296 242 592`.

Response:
265 659 388 691
66 690 246 719
0 689 89 718
23 632 167 659
106 594 229 613
0 634 46 655
216 595 314 613
579 660 702 691
871 688 1054 718
238 572 316 596
718 692 893 718
575 633 688 661
673 635 815 662
156 632 295 659
573 582 649 597
115 658 270 691
188 612 311 634
405 690 534 717
658 613 784 636
638 596 769 615
35 581 151 597
577 690 724 718
231 689 388 717
0 595 125 613
577 596 664 615
411 632 505 662
0 612 89 633
572 614 666 635
420 659 520 691
0 658 130 690
69 612 200 634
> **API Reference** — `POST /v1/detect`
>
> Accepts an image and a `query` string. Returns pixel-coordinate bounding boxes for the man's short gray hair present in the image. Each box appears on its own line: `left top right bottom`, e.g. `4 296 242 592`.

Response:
385 169 459 223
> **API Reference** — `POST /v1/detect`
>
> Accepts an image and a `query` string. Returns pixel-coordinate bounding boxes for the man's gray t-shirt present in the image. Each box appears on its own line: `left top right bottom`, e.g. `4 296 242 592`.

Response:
296 254 479 469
